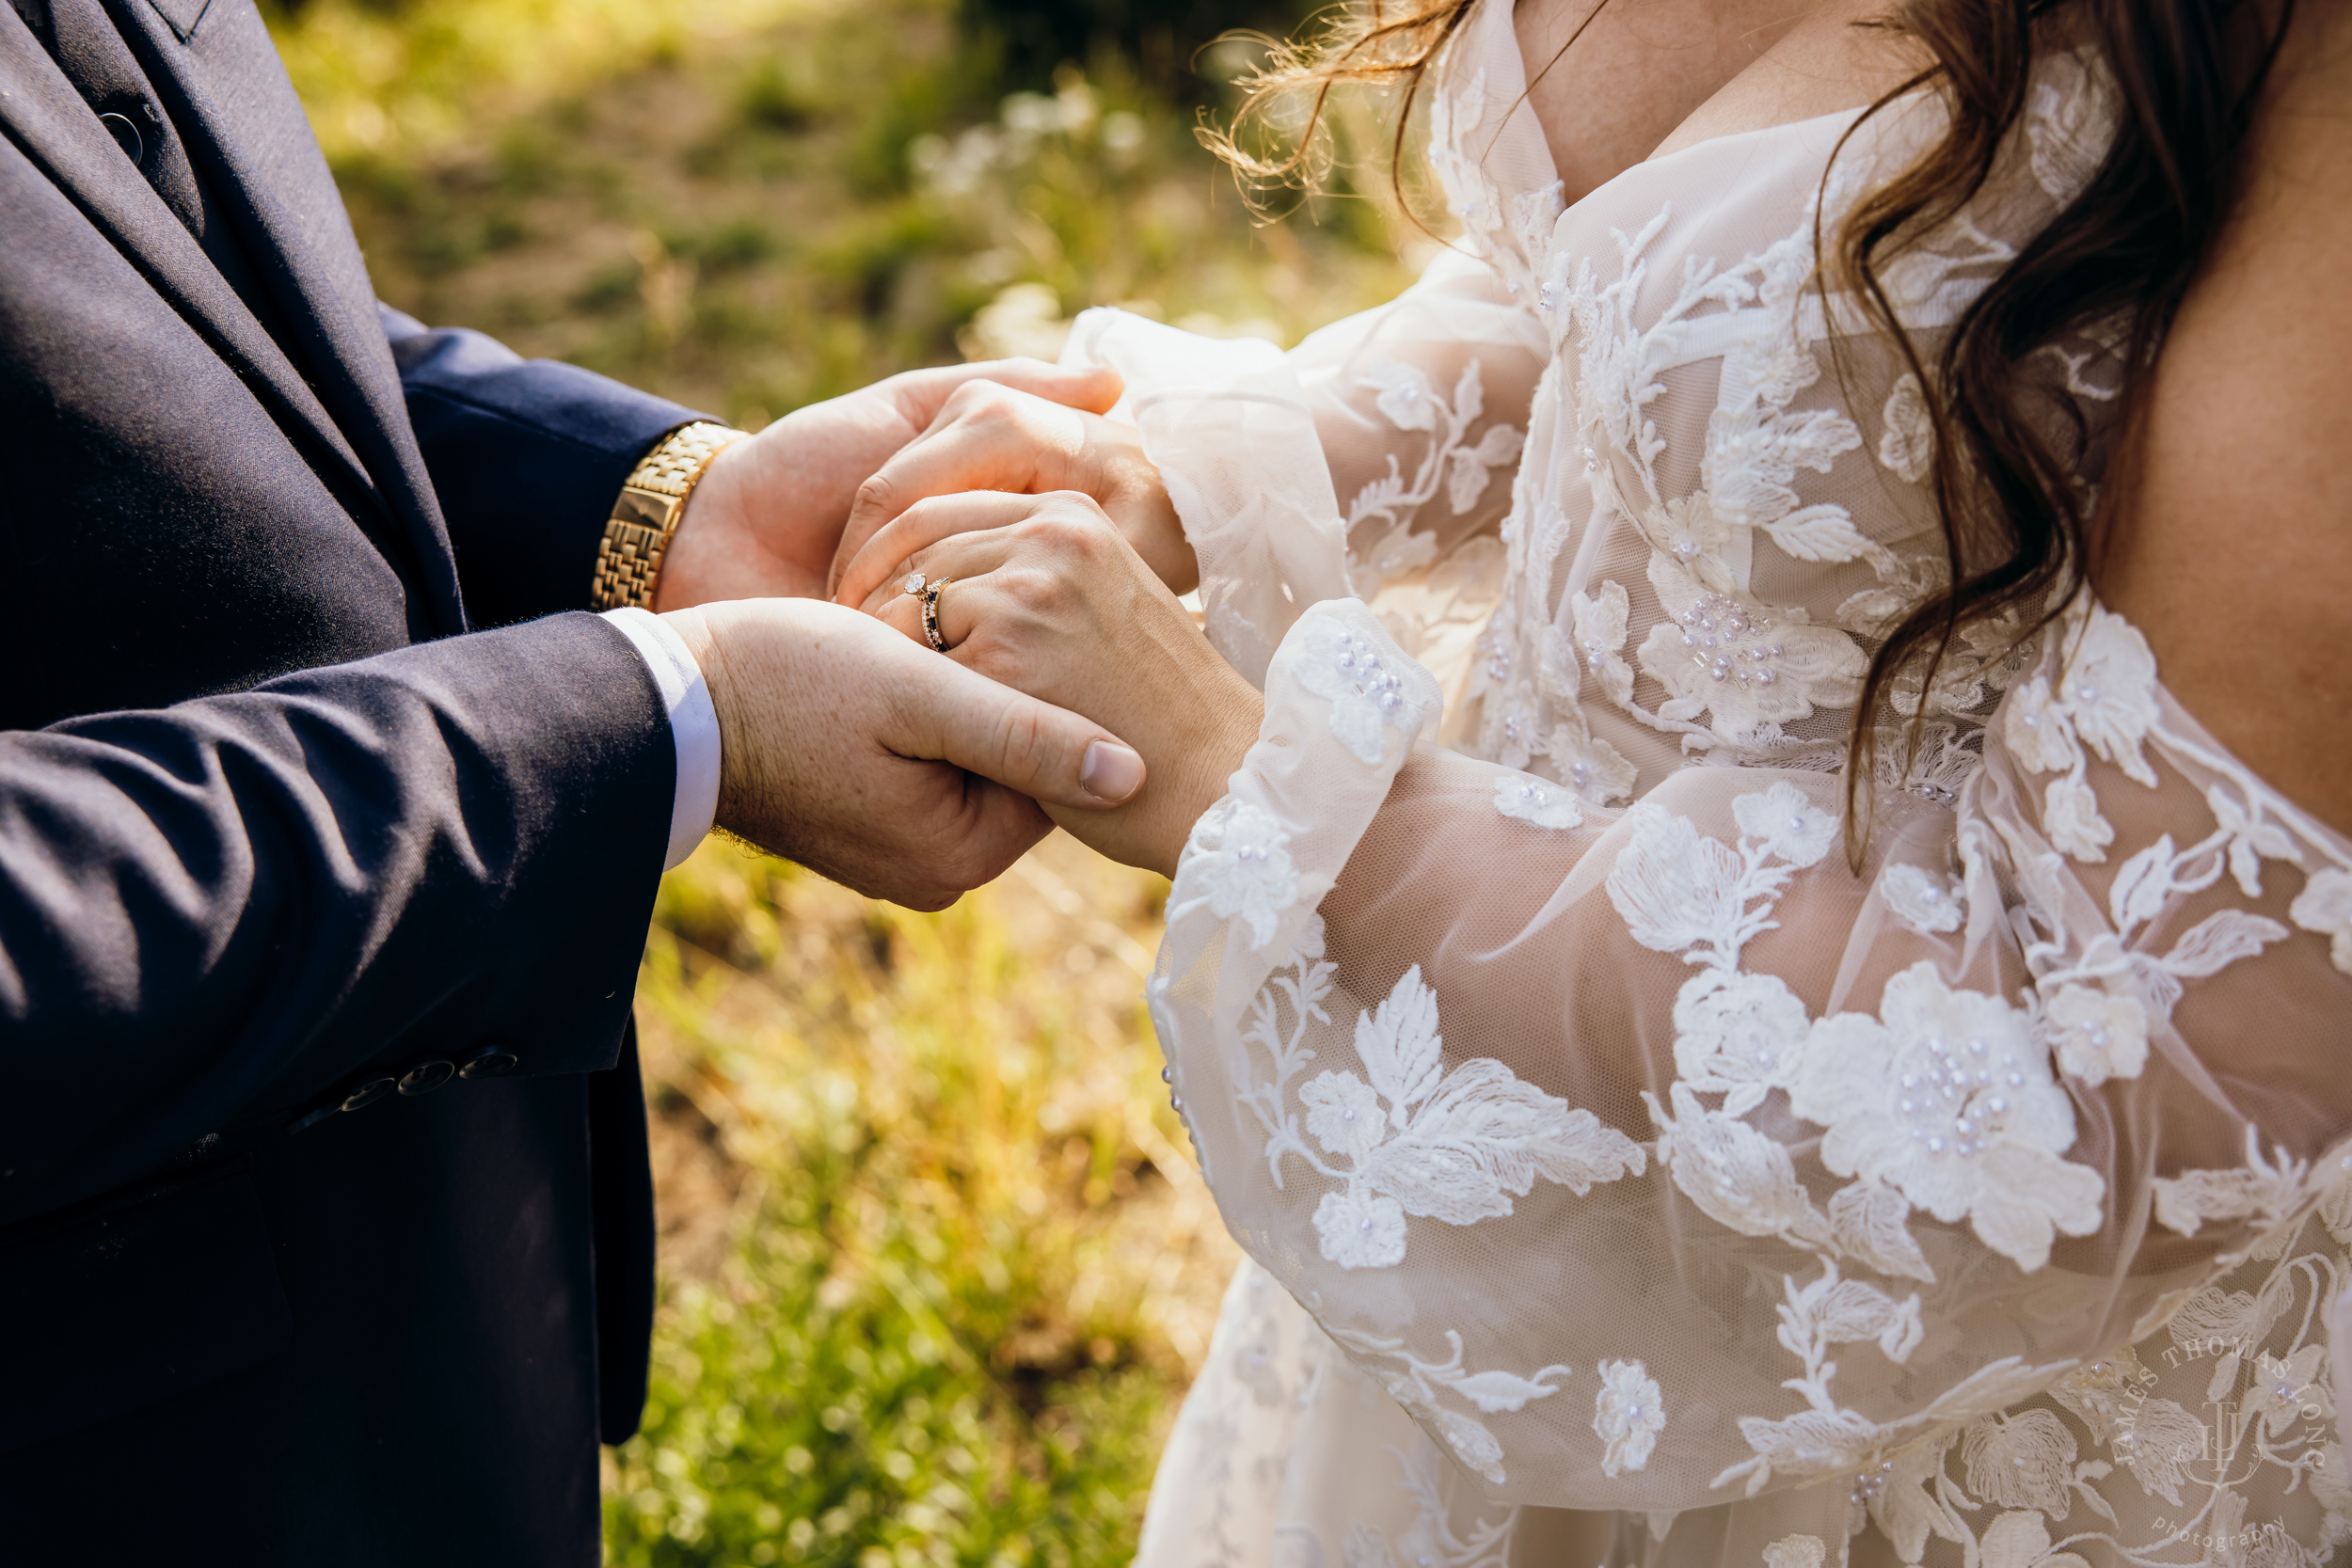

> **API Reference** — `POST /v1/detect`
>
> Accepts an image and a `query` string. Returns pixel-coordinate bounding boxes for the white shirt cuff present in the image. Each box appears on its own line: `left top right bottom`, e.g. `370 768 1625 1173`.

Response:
600 607 721 872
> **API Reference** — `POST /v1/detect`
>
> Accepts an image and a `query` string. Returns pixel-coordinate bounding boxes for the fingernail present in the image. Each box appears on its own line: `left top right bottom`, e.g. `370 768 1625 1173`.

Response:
1080 740 1145 803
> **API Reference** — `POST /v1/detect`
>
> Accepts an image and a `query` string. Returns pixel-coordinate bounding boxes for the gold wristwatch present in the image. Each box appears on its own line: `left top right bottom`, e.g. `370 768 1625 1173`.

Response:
588 420 750 611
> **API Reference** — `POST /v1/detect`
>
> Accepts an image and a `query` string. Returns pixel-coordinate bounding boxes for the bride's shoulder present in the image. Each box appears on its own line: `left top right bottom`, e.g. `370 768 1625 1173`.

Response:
2091 0 2352 839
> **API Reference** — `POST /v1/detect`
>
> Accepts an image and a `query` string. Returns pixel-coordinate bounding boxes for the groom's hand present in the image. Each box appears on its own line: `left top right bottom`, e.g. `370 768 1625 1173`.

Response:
652 360 1123 610
660 597 1147 910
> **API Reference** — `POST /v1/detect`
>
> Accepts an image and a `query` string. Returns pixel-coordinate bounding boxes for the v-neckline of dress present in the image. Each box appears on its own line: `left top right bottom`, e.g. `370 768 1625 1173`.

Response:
1433 0 1896 296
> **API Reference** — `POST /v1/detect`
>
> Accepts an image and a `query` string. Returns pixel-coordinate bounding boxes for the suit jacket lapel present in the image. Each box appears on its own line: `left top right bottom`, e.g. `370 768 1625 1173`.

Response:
0 4 386 528
104 0 465 635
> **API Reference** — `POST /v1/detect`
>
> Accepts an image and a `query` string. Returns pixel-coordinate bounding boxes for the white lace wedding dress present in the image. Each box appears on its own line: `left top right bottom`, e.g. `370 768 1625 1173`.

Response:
1060 2 2352 1563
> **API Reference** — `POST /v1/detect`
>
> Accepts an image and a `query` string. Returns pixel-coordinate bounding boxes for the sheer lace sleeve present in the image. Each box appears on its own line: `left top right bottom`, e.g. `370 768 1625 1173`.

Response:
1061 249 1546 689
1147 588 2352 1516
1117 5 2352 1557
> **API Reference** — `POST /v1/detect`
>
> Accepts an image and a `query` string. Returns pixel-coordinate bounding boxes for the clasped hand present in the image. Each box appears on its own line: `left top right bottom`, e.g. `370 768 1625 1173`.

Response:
828 378 1263 879
654 359 1175 909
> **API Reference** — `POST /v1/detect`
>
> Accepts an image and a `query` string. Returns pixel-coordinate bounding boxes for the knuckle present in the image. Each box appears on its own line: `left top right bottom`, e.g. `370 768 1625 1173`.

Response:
1024 512 1089 553
964 642 1019 686
1001 564 1066 612
1050 494 1116 546
952 379 1015 422
852 470 897 518
895 495 953 544
993 701 1052 780
902 540 953 583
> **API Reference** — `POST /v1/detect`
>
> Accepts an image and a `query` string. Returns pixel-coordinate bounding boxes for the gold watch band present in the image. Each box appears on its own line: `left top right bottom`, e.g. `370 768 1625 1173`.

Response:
589 421 749 611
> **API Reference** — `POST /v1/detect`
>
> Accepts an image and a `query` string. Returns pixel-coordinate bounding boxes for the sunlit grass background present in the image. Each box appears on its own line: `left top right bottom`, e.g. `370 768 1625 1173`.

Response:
263 0 1422 1561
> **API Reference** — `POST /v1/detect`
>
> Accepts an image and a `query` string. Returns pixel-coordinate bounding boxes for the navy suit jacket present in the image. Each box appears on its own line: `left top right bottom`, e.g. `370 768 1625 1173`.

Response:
0 0 712 1560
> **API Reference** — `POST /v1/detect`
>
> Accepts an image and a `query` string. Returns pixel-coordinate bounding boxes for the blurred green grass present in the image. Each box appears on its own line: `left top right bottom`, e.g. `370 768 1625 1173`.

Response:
263 0 1423 1560
613 838 1236 1567
280 0 1419 425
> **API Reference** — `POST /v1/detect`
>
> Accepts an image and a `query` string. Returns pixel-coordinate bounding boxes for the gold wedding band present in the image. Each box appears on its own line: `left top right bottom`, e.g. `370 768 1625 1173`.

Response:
920 578 954 654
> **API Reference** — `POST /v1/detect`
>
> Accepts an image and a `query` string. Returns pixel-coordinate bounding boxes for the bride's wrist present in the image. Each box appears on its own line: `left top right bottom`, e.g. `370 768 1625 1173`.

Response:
1148 678 1263 878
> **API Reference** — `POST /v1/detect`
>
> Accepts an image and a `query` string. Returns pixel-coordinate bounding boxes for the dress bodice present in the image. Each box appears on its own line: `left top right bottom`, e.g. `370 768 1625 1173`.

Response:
1067 5 2352 1563
1429 2 2121 815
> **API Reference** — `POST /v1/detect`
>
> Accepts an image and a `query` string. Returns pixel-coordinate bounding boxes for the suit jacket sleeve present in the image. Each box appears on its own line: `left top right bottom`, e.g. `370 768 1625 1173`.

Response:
380 304 709 627
0 610 675 1224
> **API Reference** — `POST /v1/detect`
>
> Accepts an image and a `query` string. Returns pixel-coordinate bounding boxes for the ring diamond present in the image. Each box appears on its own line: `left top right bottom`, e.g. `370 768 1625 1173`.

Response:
901 571 927 595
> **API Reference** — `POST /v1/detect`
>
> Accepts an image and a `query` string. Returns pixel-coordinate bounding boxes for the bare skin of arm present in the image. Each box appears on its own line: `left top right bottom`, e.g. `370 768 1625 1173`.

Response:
2096 0 2352 839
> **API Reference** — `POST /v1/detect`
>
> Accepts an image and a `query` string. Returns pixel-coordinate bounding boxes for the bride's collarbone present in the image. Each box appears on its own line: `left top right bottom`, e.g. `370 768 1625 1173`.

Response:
1513 0 1929 203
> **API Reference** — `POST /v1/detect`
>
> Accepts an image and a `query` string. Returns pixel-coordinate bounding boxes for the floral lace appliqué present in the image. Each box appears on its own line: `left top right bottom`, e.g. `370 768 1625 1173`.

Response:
1881 862 1967 934
2293 868 2352 975
1345 357 1525 603
1879 372 1934 483
1493 771 1583 830
1338 1441 1520 1568
1169 797 1299 951
1797 963 2102 1274
1297 619 1429 767
1272 964 1644 1270
1593 1358 1665 1478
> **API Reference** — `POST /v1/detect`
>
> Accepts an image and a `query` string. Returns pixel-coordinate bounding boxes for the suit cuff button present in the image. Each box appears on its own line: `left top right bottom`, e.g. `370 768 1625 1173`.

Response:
340 1076 398 1113
459 1047 521 1080
397 1059 455 1096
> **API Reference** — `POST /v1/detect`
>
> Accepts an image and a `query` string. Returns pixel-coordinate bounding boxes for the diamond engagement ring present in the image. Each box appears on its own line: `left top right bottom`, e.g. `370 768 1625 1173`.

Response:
919 578 954 654
901 571 926 595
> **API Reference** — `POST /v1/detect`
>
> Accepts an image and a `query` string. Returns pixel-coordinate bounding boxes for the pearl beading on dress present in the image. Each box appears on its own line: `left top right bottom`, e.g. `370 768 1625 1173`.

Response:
1677 592 1784 690
1896 1037 2026 1159
1333 630 1408 717
1116 16 2352 1558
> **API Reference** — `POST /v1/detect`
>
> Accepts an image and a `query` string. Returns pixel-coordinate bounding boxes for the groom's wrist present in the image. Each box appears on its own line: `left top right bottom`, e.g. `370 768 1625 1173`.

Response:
600 606 721 869
591 421 750 612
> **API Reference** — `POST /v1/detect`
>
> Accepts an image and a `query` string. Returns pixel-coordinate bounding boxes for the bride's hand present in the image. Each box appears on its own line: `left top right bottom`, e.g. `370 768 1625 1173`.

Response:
828 377 1200 609
853 491 1259 877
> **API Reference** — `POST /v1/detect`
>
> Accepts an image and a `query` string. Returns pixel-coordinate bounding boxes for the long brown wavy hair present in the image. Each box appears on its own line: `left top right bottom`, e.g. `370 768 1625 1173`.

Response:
1207 0 2297 858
